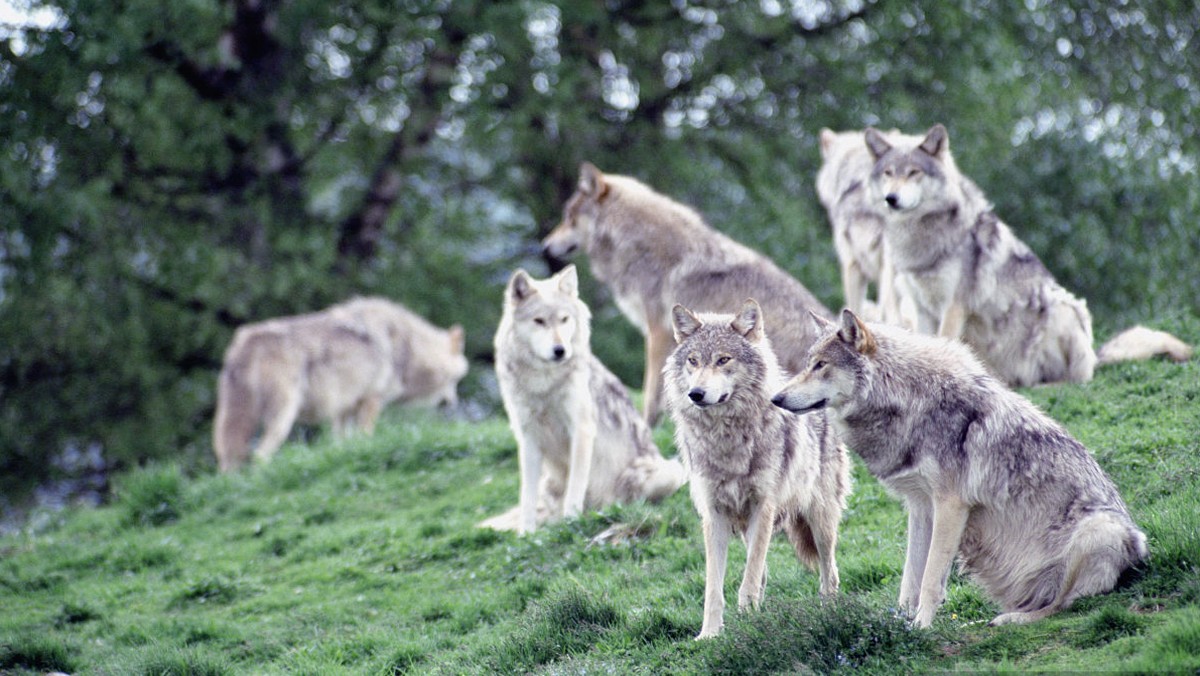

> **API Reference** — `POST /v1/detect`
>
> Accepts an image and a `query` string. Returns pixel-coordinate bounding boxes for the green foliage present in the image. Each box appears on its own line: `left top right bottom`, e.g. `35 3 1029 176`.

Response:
0 633 78 673
2 0 1199 496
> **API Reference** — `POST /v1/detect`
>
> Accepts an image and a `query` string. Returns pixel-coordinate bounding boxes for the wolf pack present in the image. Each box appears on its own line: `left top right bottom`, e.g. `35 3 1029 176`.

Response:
213 124 1192 637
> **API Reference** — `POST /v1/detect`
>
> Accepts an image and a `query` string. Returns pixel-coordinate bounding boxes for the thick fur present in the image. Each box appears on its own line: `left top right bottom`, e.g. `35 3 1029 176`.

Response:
664 299 850 639
817 128 921 323
213 298 468 472
479 266 687 535
773 310 1149 628
863 124 1191 386
543 162 832 424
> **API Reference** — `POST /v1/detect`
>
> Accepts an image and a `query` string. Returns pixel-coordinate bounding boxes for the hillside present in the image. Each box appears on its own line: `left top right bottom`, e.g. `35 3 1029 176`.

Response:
2 329 1198 674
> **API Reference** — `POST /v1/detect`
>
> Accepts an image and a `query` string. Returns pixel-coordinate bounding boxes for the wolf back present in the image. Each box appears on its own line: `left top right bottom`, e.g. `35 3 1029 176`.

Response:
543 162 832 423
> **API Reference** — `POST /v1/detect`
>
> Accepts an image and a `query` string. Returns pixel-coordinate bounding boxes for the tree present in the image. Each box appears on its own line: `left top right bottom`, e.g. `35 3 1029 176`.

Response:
1 0 1197 493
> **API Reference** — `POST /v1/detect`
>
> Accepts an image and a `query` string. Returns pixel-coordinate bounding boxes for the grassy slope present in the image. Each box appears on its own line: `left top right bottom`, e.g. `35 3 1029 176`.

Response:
1 324 1198 674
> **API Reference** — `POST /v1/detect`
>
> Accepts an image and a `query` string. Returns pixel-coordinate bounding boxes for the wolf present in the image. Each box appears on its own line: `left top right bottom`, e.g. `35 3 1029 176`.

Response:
772 309 1149 628
863 124 1191 386
213 297 468 472
478 266 687 535
817 127 921 324
664 299 850 639
542 162 832 424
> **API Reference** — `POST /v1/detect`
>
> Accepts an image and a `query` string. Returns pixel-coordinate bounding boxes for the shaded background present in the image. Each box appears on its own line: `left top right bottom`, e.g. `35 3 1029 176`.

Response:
2 0 1198 498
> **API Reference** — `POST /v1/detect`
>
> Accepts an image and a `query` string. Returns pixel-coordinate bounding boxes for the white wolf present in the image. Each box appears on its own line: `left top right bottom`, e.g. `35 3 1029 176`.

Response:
479 266 687 534
213 297 468 472
863 124 1191 387
664 299 850 639
773 309 1149 628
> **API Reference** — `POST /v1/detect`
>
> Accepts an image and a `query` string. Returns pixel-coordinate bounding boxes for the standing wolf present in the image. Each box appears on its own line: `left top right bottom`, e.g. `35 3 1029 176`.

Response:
543 162 832 424
664 299 850 639
213 298 467 472
863 124 1191 386
817 128 920 323
772 310 1149 628
479 266 687 534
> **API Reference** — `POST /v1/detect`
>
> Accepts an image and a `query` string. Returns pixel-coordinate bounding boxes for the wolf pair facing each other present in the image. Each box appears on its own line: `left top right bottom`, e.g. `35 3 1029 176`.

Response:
773 309 1149 628
478 266 687 534
213 297 468 473
819 124 1192 387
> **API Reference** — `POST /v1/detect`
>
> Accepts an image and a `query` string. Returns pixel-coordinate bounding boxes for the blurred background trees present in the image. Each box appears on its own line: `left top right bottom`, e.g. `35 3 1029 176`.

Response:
2 0 1198 495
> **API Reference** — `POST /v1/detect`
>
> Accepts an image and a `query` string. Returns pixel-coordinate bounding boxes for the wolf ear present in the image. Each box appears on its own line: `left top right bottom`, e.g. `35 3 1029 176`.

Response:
837 308 877 356
731 298 764 343
919 124 949 159
672 304 703 343
809 309 836 332
578 162 609 200
819 128 837 157
554 264 579 297
508 269 537 303
864 127 892 160
447 324 465 353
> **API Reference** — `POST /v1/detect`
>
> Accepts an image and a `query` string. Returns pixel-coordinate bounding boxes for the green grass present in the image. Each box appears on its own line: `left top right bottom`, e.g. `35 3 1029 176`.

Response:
1 340 1198 674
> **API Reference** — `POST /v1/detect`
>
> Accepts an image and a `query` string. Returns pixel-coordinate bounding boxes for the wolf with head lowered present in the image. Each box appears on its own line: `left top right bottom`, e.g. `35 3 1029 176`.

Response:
863 124 1191 386
479 266 686 534
543 162 832 424
664 299 850 639
773 310 1148 628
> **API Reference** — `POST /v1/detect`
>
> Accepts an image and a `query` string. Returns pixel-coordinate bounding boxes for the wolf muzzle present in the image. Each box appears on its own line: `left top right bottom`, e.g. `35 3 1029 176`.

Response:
771 393 826 414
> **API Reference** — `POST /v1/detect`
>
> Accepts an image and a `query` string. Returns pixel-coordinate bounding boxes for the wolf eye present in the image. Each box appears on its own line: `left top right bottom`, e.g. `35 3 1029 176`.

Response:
811 360 826 371
715 356 731 366
560 316 569 324
687 355 699 367
533 318 546 326
906 168 921 178
883 167 895 178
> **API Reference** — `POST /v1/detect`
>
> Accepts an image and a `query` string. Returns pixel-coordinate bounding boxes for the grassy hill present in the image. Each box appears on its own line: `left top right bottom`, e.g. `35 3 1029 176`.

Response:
2 327 1199 674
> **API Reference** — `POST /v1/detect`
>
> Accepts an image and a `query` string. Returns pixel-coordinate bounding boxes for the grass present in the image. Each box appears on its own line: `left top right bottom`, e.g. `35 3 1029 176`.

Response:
1 330 1199 674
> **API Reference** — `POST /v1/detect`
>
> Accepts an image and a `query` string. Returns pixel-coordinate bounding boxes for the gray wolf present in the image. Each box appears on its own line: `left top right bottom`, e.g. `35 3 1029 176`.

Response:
542 162 832 424
213 297 467 472
664 299 850 638
478 265 687 534
772 309 1149 627
817 127 920 323
864 123 1191 386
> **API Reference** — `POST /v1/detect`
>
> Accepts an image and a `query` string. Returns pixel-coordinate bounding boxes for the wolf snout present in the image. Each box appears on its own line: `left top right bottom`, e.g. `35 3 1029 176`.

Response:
688 388 706 403
543 242 578 261
885 193 901 209
552 345 566 360
770 393 787 408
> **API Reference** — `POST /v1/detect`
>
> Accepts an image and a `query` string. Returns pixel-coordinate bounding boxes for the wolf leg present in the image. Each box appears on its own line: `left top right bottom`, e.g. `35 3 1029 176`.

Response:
355 394 382 435
842 259 867 316
899 494 934 613
562 403 597 519
516 433 544 535
738 500 777 612
252 386 303 465
810 508 842 598
913 493 969 628
990 512 1133 626
937 300 968 341
698 510 732 639
641 321 675 425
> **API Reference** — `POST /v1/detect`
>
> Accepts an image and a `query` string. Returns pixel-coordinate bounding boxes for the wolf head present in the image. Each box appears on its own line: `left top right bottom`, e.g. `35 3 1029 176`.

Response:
542 162 607 262
503 265 590 364
864 124 953 214
666 299 774 412
772 309 875 415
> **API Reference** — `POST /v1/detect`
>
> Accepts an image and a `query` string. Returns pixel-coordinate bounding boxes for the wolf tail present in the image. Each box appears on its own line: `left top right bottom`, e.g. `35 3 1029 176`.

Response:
627 454 688 503
1096 325 1193 366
